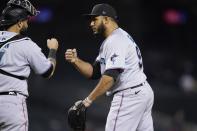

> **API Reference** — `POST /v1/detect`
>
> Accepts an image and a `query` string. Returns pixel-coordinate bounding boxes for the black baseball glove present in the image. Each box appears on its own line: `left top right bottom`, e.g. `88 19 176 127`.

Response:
67 100 87 131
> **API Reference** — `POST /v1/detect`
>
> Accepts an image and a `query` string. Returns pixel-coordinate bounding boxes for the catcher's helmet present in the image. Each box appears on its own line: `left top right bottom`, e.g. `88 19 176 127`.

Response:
0 0 40 27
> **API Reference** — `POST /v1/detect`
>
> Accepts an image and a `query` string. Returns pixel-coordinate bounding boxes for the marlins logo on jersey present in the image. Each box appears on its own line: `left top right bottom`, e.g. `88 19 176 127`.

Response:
110 53 118 64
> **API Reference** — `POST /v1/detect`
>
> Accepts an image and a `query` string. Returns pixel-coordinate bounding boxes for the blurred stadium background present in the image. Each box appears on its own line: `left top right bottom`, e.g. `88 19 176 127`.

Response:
1 0 197 130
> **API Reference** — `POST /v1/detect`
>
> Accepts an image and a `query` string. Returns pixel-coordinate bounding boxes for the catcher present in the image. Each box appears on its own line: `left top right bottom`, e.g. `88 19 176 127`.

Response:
0 0 58 130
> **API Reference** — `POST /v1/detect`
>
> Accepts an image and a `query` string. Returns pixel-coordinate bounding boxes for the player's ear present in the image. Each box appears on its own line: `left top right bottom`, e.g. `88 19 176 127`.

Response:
104 16 112 24
103 16 109 24
17 21 23 29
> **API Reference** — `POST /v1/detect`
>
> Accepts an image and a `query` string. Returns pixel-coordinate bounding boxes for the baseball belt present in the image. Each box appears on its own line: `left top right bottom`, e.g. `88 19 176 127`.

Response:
0 91 17 96
113 82 145 95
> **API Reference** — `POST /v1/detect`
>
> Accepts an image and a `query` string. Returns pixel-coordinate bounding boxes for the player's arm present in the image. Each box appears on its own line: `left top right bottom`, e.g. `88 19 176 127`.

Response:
43 38 59 78
83 69 122 107
26 38 58 79
65 49 93 78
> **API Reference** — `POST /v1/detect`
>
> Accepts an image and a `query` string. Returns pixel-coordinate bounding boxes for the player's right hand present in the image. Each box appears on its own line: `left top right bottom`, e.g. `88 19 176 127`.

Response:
65 49 78 63
47 38 59 50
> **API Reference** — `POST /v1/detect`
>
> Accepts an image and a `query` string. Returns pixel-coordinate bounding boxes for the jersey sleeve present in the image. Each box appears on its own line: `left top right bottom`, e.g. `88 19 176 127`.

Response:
95 55 100 62
23 40 51 75
104 37 127 71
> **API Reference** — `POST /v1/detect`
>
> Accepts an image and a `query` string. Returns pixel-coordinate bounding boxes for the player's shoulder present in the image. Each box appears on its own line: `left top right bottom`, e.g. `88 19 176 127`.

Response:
106 29 130 47
10 35 40 50
105 33 121 45
8 35 33 44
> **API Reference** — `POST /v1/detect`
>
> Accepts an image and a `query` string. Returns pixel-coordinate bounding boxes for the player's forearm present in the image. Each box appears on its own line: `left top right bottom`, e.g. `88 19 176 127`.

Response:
48 58 56 78
47 49 57 78
72 58 93 78
87 75 114 102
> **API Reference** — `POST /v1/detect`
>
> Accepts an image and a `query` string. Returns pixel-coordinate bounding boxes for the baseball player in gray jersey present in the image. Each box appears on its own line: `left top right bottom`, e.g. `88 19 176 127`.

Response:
0 0 59 131
65 3 154 131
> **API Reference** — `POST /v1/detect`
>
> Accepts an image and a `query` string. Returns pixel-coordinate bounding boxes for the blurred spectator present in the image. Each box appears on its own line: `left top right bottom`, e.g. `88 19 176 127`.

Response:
179 61 197 94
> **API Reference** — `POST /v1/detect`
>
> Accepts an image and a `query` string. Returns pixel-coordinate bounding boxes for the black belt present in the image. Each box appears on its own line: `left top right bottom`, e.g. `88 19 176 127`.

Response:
113 82 145 95
0 91 17 96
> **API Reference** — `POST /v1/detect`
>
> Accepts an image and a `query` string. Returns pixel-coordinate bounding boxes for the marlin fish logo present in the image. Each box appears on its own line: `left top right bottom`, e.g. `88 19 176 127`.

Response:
110 53 118 64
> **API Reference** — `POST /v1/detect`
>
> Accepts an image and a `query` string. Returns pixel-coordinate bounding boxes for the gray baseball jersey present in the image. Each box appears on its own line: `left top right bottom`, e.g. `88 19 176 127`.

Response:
96 28 154 131
0 31 51 96
96 28 147 95
0 31 52 131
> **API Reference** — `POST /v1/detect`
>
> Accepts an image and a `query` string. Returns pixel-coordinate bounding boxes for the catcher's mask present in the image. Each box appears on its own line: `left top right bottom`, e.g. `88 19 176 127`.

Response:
0 0 40 27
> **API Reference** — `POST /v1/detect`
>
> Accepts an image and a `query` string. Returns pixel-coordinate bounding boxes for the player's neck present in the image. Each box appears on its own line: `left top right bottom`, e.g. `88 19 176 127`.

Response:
7 25 20 34
104 23 119 38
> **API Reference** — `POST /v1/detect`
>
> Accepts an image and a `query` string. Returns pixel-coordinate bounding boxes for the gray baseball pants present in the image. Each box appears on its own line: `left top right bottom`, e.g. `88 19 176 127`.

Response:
0 94 28 131
106 81 154 131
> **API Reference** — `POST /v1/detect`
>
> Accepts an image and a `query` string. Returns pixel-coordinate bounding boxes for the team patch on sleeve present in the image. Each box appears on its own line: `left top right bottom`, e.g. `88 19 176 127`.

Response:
110 53 118 64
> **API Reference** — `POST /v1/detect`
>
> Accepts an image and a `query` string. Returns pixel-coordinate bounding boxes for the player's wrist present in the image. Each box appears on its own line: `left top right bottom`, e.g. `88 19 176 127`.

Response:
49 48 58 51
83 97 92 107
48 49 57 60
71 57 79 64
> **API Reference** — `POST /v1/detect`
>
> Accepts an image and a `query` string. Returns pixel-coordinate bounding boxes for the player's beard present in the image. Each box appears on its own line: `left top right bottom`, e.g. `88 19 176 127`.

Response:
20 25 28 36
93 22 106 37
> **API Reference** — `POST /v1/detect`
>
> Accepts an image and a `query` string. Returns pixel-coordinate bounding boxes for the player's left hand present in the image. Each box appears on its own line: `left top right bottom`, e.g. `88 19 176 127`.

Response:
67 100 87 131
